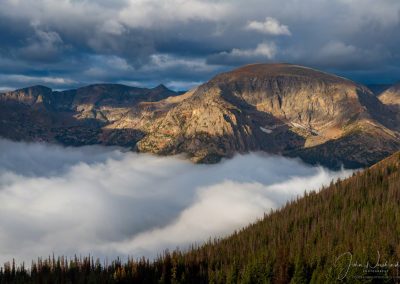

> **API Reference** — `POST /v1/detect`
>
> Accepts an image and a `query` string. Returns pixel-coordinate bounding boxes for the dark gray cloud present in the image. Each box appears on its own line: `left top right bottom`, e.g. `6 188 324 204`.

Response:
0 139 351 264
0 0 399 90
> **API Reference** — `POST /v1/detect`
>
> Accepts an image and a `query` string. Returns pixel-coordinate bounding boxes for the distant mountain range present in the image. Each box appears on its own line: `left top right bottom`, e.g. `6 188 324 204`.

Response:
1 64 399 169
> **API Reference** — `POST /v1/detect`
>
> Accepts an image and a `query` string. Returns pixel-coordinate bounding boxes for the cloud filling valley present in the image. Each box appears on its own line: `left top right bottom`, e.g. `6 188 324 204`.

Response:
0 139 352 264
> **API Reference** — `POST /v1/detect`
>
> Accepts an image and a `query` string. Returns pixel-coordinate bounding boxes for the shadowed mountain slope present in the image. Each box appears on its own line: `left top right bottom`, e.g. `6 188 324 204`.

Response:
0 84 180 146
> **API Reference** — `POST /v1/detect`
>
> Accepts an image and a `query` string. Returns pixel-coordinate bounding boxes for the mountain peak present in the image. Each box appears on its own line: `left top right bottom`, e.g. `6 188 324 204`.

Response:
0 64 399 169
378 83 400 106
153 84 169 91
214 63 354 86
16 85 53 93
138 63 400 168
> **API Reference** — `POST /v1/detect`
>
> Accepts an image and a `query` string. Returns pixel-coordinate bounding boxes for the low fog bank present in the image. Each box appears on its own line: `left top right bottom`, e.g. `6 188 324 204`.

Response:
0 139 352 264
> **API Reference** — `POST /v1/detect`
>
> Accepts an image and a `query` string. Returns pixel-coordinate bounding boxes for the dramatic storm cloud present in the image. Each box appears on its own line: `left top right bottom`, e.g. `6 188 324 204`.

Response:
0 139 352 264
0 0 399 90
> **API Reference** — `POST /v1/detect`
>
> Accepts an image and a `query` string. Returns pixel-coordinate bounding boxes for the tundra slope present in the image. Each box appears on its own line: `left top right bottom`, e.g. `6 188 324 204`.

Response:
138 64 400 168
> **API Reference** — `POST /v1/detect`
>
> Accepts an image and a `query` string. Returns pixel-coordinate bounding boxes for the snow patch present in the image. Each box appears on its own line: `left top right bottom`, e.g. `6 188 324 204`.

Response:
260 126 273 134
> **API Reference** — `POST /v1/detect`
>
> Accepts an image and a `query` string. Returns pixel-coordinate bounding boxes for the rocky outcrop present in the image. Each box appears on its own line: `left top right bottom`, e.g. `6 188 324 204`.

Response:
377 83 400 134
137 64 400 167
0 84 180 146
0 64 399 169
0 85 53 106
379 83 400 107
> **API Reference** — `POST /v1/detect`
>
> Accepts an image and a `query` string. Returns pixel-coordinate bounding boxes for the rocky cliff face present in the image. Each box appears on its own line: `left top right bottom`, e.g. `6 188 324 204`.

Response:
0 85 53 106
377 83 400 135
0 84 180 146
137 64 400 167
1 64 399 168
379 83 400 107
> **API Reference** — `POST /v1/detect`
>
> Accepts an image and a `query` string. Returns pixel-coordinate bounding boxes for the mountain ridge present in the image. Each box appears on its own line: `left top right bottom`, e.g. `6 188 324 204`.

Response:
137 64 400 167
1 63 399 168
378 82 400 107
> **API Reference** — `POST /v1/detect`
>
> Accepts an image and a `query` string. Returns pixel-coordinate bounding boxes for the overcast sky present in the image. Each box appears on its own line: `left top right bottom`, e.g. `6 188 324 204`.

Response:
0 0 399 91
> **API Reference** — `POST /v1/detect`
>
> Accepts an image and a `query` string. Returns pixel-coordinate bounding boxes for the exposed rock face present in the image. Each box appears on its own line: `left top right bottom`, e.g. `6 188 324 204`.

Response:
379 83 400 107
0 64 399 168
377 83 400 135
0 84 180 146
137 64 400 167
0 85 53 106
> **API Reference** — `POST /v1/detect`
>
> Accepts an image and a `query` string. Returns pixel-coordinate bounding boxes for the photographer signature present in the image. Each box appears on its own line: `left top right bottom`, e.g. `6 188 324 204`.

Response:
335 251 400 280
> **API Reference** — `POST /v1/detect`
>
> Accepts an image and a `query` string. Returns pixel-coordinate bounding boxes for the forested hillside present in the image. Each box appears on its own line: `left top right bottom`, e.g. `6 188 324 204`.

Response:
1 151 400 283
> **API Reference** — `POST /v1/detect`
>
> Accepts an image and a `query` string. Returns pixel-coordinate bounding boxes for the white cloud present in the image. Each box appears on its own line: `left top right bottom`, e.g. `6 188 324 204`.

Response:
1 0 400 89
230 42 277 58
83 55 133 78
111 169 340 256
0 139 352 264
147 54 214 72
246 17 291 36
315 41 387 69
100 20 126 35
0 74 76 86
119 0 232 28
211 42 277 64
319 41 358 58
17 27 65 63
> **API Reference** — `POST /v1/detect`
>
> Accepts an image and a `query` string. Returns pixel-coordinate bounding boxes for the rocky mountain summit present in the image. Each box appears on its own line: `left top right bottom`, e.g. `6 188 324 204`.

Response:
137 64 400 167
378 83 400 107
1 64 399 168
